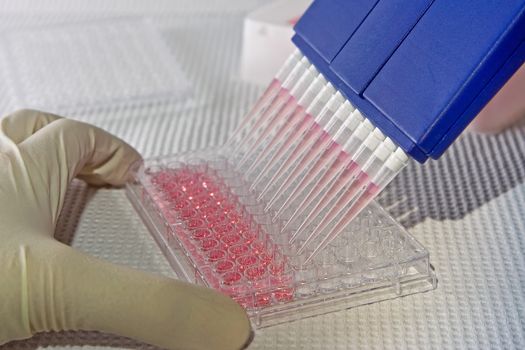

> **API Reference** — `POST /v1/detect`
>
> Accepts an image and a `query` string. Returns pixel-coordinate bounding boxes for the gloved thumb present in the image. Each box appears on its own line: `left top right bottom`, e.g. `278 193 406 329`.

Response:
24 240 252 350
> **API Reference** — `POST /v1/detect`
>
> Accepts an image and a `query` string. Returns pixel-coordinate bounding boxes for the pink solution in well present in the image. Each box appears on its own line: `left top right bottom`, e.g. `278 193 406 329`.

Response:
148 167 295 309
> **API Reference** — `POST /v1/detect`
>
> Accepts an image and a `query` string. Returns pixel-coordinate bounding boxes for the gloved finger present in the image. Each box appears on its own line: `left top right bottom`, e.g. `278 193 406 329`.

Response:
0 109 62 146
24 241 252 350
16 118 141 223
18 117 142 187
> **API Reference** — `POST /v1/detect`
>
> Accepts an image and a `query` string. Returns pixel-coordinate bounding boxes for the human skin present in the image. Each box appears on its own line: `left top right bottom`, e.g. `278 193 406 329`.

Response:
469 62 525 133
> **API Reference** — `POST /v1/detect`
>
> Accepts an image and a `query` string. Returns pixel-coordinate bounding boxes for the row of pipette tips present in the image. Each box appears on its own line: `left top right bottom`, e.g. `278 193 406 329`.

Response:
223 49 409 263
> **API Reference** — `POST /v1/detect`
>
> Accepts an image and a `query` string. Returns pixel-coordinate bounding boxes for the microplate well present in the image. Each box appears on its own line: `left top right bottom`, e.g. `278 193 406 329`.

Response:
126 149 436 328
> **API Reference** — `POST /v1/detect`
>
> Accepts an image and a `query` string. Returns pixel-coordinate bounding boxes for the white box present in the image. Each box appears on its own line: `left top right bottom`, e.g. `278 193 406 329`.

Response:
241 0 312 86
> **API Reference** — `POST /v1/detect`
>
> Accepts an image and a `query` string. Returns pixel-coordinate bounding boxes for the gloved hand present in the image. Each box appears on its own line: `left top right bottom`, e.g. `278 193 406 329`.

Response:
0 109 252 350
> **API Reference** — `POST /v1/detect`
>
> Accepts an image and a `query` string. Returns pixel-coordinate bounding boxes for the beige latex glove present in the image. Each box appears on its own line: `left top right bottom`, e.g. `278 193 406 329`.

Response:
0 109 252 350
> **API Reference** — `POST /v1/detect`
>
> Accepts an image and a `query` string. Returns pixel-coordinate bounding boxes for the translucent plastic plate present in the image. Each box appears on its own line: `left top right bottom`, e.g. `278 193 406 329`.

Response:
0 18 193 110
126 149 436 328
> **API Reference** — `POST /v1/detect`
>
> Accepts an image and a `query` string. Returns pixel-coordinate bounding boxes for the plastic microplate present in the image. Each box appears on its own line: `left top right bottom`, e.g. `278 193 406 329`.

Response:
126 149 436 328
0 18 192 110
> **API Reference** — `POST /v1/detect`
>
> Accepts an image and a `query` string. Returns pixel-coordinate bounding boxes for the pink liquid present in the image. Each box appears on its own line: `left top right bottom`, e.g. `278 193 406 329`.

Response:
232 89 290 156
237 255 258 267
221 233 242 246
206 212 229 228
191 228 211 241
305 182 380 263
180 208 197 220
216 260 235 273
274 288 295 302
254 293 272 307
245 265 266 280
268 261 286 276
201 238 219 251
251 114 316 188
187 218 206 229
246 107 308 176
149 166 294 309
212 223 235 238
228 244 249 259
227 79 282 146
223 271 242 286
208 249 226 262
235 92 296 161
258 124 327 200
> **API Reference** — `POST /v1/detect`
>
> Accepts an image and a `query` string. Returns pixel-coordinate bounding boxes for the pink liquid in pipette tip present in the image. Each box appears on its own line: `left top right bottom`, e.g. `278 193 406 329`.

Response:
265 129 334 208
149 166 294 308
233 88 290 154
297 171 370 254
228 79 282 145
258 125 327 200
236 95 299 168
305 182 380 263
246 106 307 175
251 114 316 189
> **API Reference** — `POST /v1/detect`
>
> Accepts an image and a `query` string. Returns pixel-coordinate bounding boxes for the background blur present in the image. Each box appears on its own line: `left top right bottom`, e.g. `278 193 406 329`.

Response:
0 1 524 349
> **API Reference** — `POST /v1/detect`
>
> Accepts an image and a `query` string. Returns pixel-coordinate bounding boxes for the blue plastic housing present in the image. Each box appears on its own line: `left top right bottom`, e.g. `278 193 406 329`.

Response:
293 0 525 162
